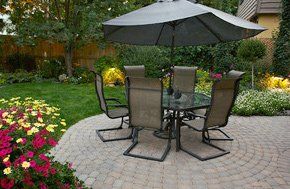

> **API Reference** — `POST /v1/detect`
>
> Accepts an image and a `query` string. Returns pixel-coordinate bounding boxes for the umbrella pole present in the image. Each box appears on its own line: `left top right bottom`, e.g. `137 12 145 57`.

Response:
169 24 176 88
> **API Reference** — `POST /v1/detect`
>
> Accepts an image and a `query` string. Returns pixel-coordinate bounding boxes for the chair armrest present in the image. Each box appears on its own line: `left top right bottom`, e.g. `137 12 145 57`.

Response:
187 111 206 119
106 98 122 104
107 104 127 108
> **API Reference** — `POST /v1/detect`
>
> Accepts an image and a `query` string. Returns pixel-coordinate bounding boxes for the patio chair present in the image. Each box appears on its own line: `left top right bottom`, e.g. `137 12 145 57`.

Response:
180 75 244 161
191 70 245 117
92 71 132 142
124 65 145 77
123 77 173 162
173 66 197 93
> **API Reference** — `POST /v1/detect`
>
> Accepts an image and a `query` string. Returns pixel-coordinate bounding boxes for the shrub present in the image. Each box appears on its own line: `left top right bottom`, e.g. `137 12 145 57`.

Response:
0 97 87 189
195 70 212 96
6 53 36 72
39 58 66 79
232 90 290 116
94 56 119 74
118 45 170 78
0 70 43 84
102 68 125 86
237 39 267 88
73 67 94 83
258 73 290 90
272 0 290 77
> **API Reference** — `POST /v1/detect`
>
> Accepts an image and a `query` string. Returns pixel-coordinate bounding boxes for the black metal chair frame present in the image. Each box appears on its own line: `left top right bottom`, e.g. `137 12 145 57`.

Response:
92 71 133 142
180 76 244 161
123 77 173 162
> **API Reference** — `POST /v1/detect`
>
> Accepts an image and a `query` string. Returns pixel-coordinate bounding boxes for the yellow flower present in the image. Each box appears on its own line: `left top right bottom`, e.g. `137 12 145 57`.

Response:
60 122 66 126
27 127 39 135
31 111 37 116
38 117 43 123
23 122 31 128
0 124 2 129
22 161 30 169
34 122 45 127
16 138 23 143
3 167 12 175
61 129 66 132
54 113 60 116
3 155 10 163
46 124 56 132
2 112 8 118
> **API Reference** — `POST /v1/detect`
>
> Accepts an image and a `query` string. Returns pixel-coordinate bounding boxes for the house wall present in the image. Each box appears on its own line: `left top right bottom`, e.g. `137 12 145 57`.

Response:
256 14 280 38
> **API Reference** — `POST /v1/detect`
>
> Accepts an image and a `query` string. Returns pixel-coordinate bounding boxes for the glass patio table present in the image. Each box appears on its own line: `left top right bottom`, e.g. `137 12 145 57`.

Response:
159 91 211 151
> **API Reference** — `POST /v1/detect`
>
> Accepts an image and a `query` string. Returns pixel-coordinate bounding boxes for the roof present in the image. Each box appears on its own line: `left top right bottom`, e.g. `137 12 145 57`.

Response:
237 0 282 20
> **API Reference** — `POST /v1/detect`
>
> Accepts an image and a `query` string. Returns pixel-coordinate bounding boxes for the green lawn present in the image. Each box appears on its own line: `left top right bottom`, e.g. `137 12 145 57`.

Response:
0 82 126 128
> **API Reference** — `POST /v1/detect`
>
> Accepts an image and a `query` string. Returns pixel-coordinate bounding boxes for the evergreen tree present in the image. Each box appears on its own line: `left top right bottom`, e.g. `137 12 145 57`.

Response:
272 0 290 77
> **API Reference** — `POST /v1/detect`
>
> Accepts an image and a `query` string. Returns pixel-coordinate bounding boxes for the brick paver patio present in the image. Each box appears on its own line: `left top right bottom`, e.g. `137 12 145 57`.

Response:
51 115 290 189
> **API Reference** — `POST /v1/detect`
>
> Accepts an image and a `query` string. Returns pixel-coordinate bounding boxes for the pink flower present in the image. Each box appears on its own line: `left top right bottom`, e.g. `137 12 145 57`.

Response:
0 148 12 158
30 160 36 168
21 138 27 145
3 161 11 167
39 154 49 162
50 168 57 175
212 73 222 79
26 151 34 158
0 178 14 189
48 138 57 147
32 136 46 149
39 182 48 189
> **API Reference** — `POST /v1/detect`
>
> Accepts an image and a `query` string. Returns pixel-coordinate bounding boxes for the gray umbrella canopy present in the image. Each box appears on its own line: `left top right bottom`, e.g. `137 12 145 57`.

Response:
103 0 266 46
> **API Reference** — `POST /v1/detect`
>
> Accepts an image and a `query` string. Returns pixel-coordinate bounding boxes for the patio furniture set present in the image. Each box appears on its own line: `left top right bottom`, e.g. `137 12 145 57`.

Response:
91 67 245 162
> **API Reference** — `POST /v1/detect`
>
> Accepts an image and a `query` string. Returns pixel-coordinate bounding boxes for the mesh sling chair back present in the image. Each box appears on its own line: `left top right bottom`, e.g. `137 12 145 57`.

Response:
92 71 132 142
123 77 172 162
124 65 145 77
181 73 245 161
173 66 197 93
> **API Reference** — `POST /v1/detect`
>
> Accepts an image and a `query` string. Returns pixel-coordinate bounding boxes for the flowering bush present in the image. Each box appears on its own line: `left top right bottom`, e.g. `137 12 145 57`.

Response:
233 90 290 116
102 68 125 86
0 97 87 189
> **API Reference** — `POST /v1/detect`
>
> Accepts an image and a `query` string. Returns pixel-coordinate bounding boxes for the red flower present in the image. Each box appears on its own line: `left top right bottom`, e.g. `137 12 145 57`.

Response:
32 136 46 149
26 151 34 158
39 182 48 189
0 148 12 158
23 174 34 187
39 154 49 162
30 160 36 168
0 178 15 189
48 138 57 147
3 161 11 167
50 168 57 175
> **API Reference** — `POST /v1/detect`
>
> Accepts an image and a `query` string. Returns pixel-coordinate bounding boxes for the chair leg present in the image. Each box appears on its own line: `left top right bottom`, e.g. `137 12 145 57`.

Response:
96 117 132 142
180 130 230 161
123 127 172 162
206 128 234 141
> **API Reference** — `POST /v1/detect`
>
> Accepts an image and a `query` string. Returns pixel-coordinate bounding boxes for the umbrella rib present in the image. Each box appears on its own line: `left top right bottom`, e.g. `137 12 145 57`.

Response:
155 23 166 45
196 16 223 42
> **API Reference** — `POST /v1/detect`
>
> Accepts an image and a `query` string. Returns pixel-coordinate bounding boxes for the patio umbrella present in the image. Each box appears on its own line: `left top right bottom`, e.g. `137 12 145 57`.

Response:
103 0 266 63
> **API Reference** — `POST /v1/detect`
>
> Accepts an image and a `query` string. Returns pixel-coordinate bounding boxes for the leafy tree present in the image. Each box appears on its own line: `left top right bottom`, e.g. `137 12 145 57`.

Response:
237 39 266 88
1 0 140 76
272 0 290 77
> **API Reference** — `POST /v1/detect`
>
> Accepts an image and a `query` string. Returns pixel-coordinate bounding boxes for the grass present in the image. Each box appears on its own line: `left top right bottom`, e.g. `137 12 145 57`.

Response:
0 82 126 128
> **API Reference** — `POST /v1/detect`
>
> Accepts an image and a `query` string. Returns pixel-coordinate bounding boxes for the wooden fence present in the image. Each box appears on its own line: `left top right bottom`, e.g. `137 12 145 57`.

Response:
0 36 116 70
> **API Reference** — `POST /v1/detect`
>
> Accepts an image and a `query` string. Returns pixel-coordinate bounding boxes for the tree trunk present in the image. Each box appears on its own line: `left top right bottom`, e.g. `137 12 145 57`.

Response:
251 64 255 89
65 44 73 77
